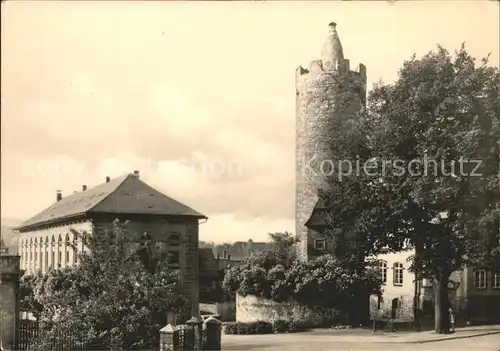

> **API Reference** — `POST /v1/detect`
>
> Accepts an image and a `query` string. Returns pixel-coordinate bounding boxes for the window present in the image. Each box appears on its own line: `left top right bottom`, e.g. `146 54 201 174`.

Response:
314 238 326 251
393 262 404 286
51 252 55 268
493 271 500 289
474 270 487 289
168 251 180 266
58 251 62 266
66 251 70 264
168 234 181 247
379 260 388 284
45 252 48 270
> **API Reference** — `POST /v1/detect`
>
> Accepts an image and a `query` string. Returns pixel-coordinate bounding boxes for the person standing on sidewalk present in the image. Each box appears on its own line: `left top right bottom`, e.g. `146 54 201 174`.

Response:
449 308 455 333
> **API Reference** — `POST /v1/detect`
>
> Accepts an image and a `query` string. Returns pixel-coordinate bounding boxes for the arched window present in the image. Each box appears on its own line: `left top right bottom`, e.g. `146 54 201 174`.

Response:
168 234 180 247
19 239 25 267
379 260 388 284
65 234 70 264
50 236 55 268
393 262 404 286
34 238 38 266
28 238 32 266
45 237 49 271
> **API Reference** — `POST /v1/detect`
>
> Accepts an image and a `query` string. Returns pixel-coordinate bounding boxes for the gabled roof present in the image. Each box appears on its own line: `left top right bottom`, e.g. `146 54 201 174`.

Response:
17 173 206 231
305 199 327 229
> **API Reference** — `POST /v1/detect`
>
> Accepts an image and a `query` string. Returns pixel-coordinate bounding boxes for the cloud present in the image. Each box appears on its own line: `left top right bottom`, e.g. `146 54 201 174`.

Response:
2 1 498 240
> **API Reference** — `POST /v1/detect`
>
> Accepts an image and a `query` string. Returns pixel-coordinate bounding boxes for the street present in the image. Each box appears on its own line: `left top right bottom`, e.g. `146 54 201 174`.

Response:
223 333 500 350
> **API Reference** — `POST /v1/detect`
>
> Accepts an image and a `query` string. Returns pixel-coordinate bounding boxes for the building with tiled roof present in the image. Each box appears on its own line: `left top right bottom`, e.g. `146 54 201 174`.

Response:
16 171 207 318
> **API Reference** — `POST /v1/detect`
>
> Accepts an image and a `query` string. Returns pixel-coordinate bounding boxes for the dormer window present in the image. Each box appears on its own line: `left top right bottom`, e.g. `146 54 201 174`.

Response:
314 238 326 251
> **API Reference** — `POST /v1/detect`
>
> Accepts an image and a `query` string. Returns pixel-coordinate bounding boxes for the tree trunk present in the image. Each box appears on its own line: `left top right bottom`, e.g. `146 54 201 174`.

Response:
433 275 451 334
413 244 422 332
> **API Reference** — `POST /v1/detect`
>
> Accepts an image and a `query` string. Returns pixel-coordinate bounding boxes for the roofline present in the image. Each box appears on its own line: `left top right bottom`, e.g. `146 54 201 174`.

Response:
15 212 88 232
89 211 208 220
16 211 208 232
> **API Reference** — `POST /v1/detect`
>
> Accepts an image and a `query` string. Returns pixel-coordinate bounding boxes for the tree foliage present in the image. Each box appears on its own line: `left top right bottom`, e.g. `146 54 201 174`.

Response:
24 220 187 350
320 45 499 333
222 232 381 312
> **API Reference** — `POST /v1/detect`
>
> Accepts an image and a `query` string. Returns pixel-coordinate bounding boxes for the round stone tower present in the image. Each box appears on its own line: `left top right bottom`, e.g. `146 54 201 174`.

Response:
295 22 367 261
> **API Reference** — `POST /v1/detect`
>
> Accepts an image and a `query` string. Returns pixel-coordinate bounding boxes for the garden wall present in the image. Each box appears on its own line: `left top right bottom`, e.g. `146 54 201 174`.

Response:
199 301 236 321
236 294 338 327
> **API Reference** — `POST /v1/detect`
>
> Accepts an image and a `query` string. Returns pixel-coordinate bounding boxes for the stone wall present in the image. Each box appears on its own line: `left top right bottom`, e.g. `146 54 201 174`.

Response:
200 301 236 322
236 294 337 327
1 255 22 350
369 294 415 322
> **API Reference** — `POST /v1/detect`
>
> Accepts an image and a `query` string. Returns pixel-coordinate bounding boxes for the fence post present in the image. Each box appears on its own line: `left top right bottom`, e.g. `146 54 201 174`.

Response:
159 324 178 351
203 316 222 351
186 316 203 350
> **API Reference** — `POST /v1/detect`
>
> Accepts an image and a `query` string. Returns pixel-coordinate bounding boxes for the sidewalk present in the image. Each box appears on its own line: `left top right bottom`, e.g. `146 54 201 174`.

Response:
304 324 500 343
223 324 500 344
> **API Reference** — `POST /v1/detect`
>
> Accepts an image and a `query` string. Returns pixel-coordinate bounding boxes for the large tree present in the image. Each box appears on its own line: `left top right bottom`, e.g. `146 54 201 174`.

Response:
29 220 186 350
320 45 499 333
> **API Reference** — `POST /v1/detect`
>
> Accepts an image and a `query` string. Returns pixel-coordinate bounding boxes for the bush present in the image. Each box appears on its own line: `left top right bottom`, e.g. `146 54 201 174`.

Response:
271 319 309 333
224 321 273 335
224 320 309 335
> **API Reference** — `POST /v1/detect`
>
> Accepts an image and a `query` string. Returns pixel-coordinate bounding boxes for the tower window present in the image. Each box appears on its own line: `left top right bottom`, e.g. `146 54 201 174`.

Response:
314 239 326 251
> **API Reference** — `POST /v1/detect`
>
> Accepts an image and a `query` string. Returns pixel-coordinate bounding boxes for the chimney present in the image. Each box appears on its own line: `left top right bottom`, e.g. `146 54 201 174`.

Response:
133 170 140 178
82 185 87 191
56 190 62 202
105 176 110 183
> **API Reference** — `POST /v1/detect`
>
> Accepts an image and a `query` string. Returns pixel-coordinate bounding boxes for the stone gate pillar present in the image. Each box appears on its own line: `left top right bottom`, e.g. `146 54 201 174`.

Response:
1 255 23 350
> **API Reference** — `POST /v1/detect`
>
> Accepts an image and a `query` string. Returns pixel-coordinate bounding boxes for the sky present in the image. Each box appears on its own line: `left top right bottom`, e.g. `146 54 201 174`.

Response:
1 1 499 243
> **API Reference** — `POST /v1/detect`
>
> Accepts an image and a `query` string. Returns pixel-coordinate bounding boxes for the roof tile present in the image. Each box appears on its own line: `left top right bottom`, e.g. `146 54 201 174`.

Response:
17 173 206 230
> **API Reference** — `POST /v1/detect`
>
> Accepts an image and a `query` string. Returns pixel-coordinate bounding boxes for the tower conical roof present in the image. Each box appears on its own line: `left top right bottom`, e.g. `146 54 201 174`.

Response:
321 22 344 70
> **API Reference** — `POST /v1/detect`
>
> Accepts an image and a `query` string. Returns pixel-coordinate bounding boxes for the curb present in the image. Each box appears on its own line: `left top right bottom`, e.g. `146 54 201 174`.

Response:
410 330 500 344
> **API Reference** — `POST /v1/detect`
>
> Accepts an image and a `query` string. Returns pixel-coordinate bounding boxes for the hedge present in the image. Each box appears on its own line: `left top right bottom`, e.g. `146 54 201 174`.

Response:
224 320 310 335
